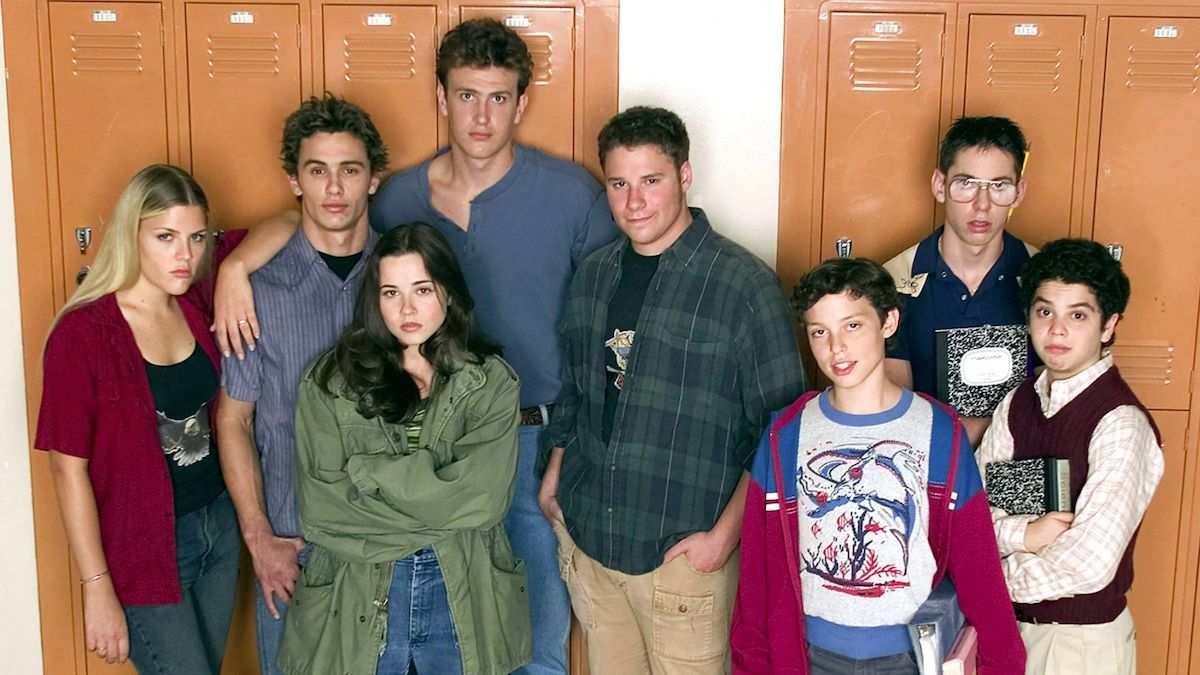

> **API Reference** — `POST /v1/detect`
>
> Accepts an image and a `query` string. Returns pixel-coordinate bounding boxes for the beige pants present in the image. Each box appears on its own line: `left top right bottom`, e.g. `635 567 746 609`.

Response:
553 523 738 675
1019 607 1137 675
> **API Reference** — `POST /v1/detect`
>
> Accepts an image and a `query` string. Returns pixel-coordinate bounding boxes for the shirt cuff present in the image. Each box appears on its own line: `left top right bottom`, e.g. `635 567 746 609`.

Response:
996 514 1036 555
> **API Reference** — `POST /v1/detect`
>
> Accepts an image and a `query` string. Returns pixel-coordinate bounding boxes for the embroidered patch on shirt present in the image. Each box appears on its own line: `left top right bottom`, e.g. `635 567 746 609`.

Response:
895 273 928 297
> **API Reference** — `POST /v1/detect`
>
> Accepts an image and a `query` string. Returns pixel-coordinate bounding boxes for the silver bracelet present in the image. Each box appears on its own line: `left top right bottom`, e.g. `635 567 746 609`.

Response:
80 570 110 586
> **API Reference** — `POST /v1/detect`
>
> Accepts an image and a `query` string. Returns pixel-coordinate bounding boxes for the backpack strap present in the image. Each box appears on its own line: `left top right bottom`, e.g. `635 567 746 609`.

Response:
915 392 961 585
768 390 822 612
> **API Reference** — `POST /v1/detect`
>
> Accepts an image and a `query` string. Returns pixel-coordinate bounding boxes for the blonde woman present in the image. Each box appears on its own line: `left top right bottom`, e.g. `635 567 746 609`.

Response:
36 164 242 674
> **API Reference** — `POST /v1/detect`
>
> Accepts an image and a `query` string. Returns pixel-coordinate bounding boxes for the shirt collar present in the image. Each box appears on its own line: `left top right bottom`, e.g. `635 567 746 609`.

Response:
610 206 712 268
1034 352 1114 416
266 225 379 288
932 226 1026 290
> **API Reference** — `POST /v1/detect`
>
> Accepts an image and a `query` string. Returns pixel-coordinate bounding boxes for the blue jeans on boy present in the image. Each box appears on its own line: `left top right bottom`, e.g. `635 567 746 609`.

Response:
504 424 570 675
124 492 240 675
808 644 919 675
376 548 464 674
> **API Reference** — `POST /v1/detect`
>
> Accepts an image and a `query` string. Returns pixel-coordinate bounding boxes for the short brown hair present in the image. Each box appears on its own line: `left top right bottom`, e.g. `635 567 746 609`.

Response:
436 19 533 96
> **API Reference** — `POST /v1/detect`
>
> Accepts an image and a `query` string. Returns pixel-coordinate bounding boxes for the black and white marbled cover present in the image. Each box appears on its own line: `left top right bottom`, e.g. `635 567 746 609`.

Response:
984 457 1071 515
935 324 1028 417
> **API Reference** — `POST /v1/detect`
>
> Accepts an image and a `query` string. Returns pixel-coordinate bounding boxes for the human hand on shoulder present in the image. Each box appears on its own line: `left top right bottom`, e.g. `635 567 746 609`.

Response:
1024 511 1074 554
211 259 259 359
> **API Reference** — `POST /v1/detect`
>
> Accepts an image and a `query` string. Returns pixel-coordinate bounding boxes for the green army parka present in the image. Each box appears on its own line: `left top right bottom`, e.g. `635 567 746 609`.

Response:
278 354 532 675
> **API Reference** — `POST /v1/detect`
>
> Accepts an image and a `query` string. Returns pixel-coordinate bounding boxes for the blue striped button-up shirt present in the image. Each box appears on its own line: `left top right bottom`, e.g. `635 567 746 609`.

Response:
221 228 377 538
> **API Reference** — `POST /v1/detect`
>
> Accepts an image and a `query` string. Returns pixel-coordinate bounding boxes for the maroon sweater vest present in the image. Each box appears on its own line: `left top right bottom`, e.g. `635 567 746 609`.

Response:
1008 366 1160 625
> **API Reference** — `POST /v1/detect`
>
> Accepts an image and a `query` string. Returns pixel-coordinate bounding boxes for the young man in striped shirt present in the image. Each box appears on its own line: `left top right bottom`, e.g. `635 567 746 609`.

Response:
537 106 805 673
977 239 1163 674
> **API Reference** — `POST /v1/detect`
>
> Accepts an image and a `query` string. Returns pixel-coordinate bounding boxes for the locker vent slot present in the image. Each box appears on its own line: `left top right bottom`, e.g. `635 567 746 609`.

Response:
849 38 922 91
1111 341 1175 385
1125 46 1199 92
207 34 281 77
987 43 1062 91
524 34 555 85
341 33 417 81
70 33 146 74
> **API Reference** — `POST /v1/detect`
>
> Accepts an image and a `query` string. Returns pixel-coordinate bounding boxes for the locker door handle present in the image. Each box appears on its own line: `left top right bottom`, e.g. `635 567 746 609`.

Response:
1106 243 1124 262
75 227 92 254
76 265 90 286
835 237 853 258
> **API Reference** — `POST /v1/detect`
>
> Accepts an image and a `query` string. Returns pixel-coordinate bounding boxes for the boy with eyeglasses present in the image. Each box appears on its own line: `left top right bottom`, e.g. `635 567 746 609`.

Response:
883 116 1037 445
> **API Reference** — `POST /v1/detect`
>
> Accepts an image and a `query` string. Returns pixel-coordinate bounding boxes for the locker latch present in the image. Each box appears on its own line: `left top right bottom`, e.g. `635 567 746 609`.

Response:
836 237 853 258
1106 243 1124 262
75 227 92 255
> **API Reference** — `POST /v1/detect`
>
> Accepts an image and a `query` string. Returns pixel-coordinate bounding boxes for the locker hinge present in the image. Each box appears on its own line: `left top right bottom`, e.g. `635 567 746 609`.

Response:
1079 33 1085 61
297 24 302 47
939 31 946 59
160 23 165 47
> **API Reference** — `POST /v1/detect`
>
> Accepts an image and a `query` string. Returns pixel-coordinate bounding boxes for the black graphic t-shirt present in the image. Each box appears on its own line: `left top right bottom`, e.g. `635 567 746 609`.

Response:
145 345 224 516
601 246 660 443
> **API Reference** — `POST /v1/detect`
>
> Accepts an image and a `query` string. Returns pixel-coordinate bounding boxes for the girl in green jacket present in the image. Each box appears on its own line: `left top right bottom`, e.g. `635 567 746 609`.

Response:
280 223 532 675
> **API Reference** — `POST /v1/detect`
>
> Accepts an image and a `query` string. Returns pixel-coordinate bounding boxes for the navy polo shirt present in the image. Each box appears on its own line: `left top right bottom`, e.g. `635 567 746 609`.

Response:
885 226 1037 398
368 144 618 408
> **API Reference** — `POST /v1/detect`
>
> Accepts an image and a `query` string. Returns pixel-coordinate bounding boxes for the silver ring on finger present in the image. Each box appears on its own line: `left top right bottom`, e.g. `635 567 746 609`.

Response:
237 319 249 326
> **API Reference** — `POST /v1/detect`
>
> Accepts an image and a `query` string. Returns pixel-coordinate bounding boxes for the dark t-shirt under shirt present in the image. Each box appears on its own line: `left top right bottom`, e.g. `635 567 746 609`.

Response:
319 251 364 281
601 246 659 443
145 344 224 516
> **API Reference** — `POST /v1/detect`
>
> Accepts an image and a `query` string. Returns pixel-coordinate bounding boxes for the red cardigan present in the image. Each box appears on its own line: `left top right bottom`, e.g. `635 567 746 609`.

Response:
34 230 240 606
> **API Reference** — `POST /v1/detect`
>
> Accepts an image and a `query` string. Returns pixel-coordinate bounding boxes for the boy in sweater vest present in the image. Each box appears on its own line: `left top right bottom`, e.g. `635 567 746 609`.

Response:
732 257 1024 674
977 238 1163 675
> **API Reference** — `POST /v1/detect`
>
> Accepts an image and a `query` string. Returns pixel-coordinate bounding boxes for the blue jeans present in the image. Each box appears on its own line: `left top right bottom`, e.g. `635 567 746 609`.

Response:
255 581 290 675
376 548 464 674
124 492 239 675
808 644 919 675
503 425 570 674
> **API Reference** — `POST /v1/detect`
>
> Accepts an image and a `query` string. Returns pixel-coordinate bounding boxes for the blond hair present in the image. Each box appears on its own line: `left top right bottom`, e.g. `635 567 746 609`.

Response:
57 164 212 321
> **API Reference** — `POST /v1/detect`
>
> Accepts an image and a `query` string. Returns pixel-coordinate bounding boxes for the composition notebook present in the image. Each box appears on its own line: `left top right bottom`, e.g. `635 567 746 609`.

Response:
935 324 1028 417
984 457 1073 515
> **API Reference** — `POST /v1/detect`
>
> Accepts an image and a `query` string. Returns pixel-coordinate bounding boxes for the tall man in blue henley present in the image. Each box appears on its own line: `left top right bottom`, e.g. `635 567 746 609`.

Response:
366 20 616 675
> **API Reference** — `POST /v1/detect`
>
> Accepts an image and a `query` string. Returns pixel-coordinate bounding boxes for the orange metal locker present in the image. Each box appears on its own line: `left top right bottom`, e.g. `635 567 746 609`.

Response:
48 1 171 295
458 6 576 161
1130 410 1188 675
184 3 304 230
1092 16 1200 411
820 12 948 264
320 4 439 172
962 13 1085 247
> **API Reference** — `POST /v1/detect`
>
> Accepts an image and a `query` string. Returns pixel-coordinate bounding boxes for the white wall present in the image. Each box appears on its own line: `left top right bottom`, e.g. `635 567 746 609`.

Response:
0 1 46 671
619 0 784 267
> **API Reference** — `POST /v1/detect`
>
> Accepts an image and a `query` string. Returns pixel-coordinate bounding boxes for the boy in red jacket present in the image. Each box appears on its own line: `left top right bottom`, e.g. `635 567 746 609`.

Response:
732 257 1024 674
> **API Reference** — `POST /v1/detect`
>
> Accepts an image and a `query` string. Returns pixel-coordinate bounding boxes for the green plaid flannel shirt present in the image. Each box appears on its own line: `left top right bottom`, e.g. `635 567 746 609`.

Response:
541 209 806 574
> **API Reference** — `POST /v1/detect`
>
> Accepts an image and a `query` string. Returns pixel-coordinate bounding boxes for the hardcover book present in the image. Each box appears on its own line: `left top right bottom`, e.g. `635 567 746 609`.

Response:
942 624 978 675
935 324 1029 417
984 457 1073 515
908 578 964 675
